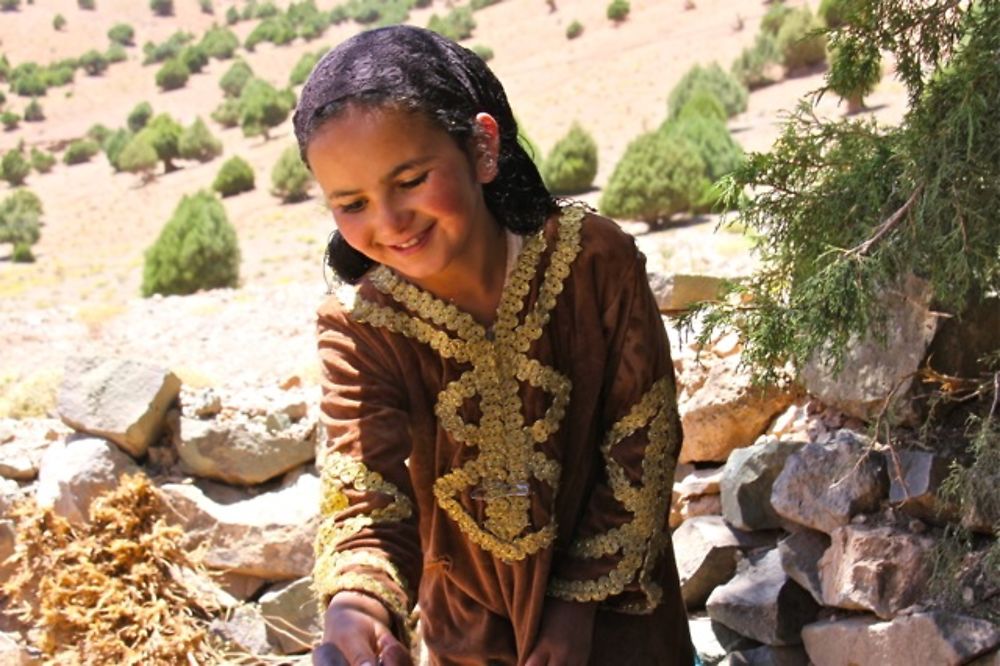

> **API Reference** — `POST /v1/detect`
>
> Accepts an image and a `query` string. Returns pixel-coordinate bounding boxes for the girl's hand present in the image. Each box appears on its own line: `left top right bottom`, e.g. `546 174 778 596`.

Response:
523 598 597 666
312 591 413 666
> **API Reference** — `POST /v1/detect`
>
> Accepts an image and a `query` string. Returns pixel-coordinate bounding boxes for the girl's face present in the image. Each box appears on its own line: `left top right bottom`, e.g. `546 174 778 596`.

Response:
307 104 500 293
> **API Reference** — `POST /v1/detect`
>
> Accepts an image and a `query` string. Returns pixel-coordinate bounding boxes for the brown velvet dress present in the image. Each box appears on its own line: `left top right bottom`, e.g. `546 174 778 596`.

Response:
314 205 694 666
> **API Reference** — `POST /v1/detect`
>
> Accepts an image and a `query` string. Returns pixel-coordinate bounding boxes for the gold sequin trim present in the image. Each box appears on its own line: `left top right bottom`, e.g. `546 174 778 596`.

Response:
350 205 585 562
547 376 680 611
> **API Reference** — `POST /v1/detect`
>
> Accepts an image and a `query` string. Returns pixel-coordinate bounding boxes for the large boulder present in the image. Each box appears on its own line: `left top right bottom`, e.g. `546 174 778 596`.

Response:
721 645 810 666
887 449 956 525
770 430 888 534
776 529 829 605
0 418 69 480
721 438 802 531
802 612 1000 666
57 356 180 458
208 604 276 656
647 272 724 313
689 615 760 665
818 524 933 619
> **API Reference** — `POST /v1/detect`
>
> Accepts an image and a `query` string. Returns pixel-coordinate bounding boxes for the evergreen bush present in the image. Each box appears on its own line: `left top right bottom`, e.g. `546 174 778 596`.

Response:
179 118 223 162
566 20 583 39
42 64 74 88
199 26 239 60
199 0 213 14
599 131 707 223
179 45 208 74
674 88 727 124
245 16 296 51
150 0 173 17
606 0 629 23
79 50 109 76
541 123 598 194
11 241 33 262
0 0 20 11
87 123 112 144
212 156 254 197
77 0 95 8
238 78 292 140
471 45 493 62
0 188 42 259
13 71 46 97
470 0 501 8
53 14 66 30
143 113 183 171
776 6 826 72
760 1 792 36
30 148 55 173
1 149 30 186
662 114 744 209
828 40 881 114
142 191 240 296
106 44 127 64
220 60 253 98
1 111 19 131
63 139 100 165
108 23 135 46
211 99 241 128
731 31 782 89
818 0 851 29
127 101 153 132
271 144 312 202
155 58 189 91
103 128 133 171
142 31 192 65
23 98 43 122
118 132 160 181
225 5 239 24
289 51 321 87
427 7 475 41
668 63 748 119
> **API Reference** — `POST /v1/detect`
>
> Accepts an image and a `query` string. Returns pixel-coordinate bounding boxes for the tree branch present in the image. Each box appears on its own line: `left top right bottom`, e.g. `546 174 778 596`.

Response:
846 184 925 258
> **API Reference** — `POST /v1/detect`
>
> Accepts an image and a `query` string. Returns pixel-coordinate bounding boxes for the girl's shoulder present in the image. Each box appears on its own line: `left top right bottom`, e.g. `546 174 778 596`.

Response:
544 203 645 279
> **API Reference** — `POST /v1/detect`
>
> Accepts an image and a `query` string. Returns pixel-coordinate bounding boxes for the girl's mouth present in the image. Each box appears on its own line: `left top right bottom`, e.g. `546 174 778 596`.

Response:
388 225 433 254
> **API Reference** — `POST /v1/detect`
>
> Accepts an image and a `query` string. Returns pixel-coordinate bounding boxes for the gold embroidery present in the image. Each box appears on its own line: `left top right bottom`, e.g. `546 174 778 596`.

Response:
350 205 585 562
547 376 680 612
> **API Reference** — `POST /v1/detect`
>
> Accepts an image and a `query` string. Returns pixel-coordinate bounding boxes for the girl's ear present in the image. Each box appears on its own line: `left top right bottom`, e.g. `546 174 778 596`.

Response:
472 112 501 184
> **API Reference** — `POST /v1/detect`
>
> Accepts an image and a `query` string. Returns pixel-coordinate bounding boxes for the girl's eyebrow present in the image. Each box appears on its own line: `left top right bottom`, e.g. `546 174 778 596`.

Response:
329 156 435 198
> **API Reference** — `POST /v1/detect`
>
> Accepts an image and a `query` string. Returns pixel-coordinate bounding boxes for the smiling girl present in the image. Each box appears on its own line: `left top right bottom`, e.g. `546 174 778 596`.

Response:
294 26 694 666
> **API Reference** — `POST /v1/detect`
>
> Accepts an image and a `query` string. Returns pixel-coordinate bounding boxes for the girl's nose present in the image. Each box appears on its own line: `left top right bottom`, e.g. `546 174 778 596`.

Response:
376 203 414 237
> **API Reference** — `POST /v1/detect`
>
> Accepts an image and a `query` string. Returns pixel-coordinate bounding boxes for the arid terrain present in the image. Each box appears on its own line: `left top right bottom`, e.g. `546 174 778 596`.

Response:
0 0 908 408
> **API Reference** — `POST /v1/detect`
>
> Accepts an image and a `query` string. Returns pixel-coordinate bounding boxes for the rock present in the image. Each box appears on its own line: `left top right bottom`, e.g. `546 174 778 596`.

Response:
802 611 1000 666
208 604 275 656
721 438 802 531
0 631 40 665
689 615 760 665
680 494 723 522
674 516 778 610
777 530 829 605
887 449 956 524
180 387 223 419
35 436 142 525
679 354 796 463
706 548 820 646
676 465 725 498
0 478 24 516
0 520 15 581
161 467 320 580
721 645 809 666
647 272 724 313
167 564 239 610
770 430 888 534
800 274 938 426
57 356 181 458
818 525 933 619
0 418 69 480
214 571 269 601
260 577 323 654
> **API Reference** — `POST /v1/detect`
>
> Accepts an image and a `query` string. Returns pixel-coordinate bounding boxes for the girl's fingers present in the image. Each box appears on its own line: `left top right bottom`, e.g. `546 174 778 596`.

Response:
312 643 349 666
375 627 415 666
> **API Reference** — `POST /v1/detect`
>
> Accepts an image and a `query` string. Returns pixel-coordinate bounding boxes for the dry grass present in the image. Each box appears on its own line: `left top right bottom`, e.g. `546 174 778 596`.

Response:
0 368 62 419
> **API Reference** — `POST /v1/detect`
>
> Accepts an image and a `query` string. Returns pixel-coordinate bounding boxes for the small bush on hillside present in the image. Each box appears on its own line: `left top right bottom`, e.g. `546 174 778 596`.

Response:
731 31 782 90
470 0 501 8
77 0 95 8
1 111 20 131
11 242 33 262
1 150 30 185
199 0 213 14
142 191 240 296
13 72 46 97
776 6 826 72
818 0 852 29
668 62 748 119
271 144 311 202
199 26 239 60
106 44 127 64
79 50 109 76
238 78 292 140
566 20 583 39
225 5 239 24
471 45 493 62
150 0 174 17
828 39 881 113
674 88 727 124
245 16 296 51
212 156 254 197
42 64 74 88
428 7 475 41
87 123 112 144
142 31 193 65
63 139 100 165
118 132 160 182
23 98 44 122
156 58 190 91
289 51 321 87
252 1 279 18
0 0 21 11
0 90 5 107
102 128 133 171
328 5 348 24
0 189 42 259
211 99 241 128
179 117 223 162
760 1 792 35
143 113 183 171
541 123 598 194
30 148 55 173
298 14 328 41
599 131 707 223
179 45 208 74
53 14 66 30
662 115 744 207
220 60 253 98
108 23 136 46
606 0 629 23
127 101 153 132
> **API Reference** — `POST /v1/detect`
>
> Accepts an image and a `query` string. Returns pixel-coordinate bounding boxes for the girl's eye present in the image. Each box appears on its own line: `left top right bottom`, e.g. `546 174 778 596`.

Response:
399 172 428 189
339 199 366 214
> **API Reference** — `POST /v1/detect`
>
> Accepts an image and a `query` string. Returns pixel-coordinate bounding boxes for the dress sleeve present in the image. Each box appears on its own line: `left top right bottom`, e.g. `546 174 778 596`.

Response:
312 303 422 640
546 244 682 614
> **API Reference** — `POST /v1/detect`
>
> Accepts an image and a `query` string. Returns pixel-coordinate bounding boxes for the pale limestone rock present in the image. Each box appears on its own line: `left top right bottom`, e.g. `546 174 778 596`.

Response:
770 430 888 534
57 356 180 457
260 577 322 654
802 612 1000 666
689 615 759 665
777 530 829 605
647 272 724 313
0 631 40 666
35 436 142 524
0 478 24 516
676 465 725 498
214 571 269 601
706 549 820 646
721 438 802 531
679 354 796 463
208 604 275 655
0 520 15 581
680 494 723 523
161 467 319 580
818 525 933 619
0 418 69 480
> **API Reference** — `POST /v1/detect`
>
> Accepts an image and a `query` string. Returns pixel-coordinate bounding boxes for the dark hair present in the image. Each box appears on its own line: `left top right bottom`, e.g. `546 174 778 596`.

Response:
293 25 558 284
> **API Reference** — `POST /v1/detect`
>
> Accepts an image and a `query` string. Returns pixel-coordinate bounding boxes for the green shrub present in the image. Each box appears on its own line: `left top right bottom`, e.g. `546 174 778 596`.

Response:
253 1 279 18
541 123 598 194
668 63 748 119
23 98 43 122
731 31 782 90
142 191 240 296
142 31 192 65
211 99 241 128
225 5 239 24
106 44 127 64
220 60 253 98
238 78 292 139
150 0 173 17
212 156 254 197
199 0 213 14
606 0 629 23
63 139 100 165
143 113 183 171
0 90 5 107
87 123 112 144
470 0 501 8
127 101 153 132
245 16 296 51
42 64 74 88
599 131 707 223
566 20 583 39
77 0 95 8
427 7 475 41
108 23 135 46
118 132 160 181
199 26 239 60
179 117 223 162
1 150 30 185
102 128 134 171
471 44 493 62
675 88 727 124
828 39 881 113
298 14 328 40
179 45 208 74
53 14 66 30
79 50 109 76
1 111 20 130
0 0 20 11
289 51 321 87
11 242 33 262
819 0 853 29
156 58 189 91
13 71 46 97
760 1 792 35
271 144 312 202
662 115 744 208
328 5 348 24
776 6 826 72
0 189 42 257
0 55 9 82
30 148 55 173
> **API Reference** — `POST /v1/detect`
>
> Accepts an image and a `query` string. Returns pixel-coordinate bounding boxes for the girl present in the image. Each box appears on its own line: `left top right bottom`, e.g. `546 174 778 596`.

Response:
294 25 694 666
